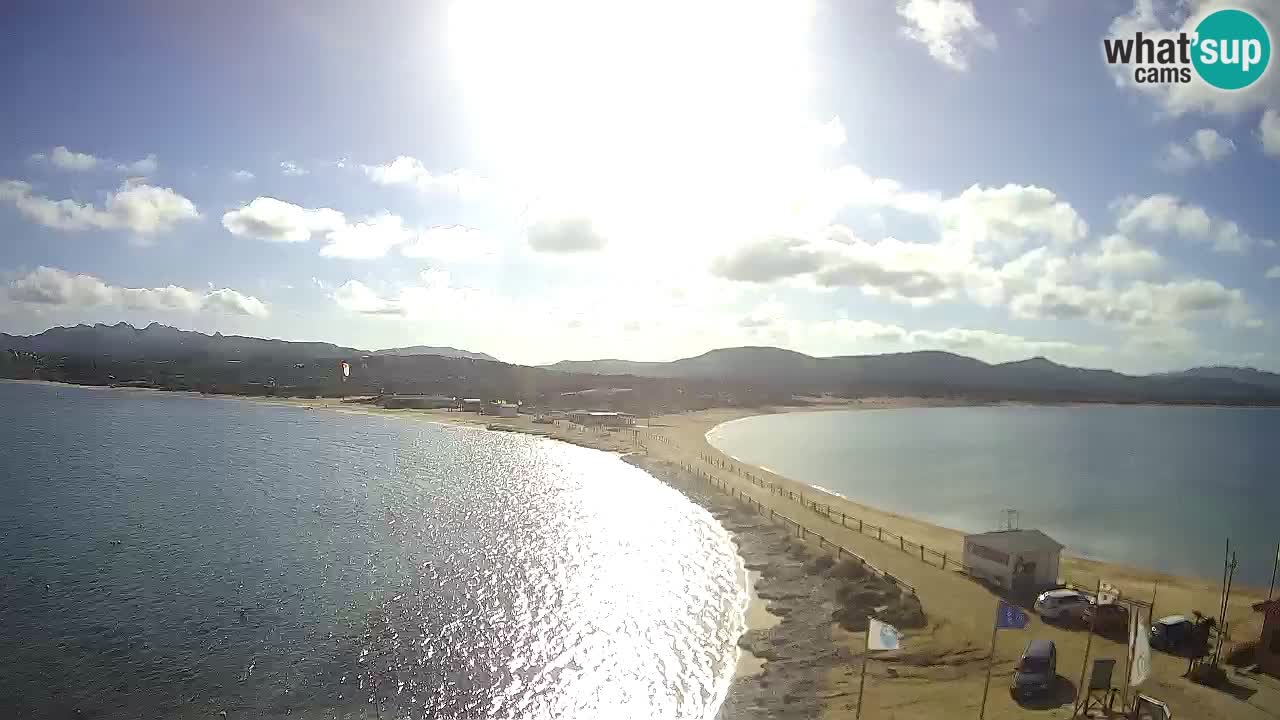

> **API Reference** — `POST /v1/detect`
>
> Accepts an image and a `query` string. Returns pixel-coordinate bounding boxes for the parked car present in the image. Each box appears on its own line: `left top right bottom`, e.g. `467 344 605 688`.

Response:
1034 589 1088 624
1150 615 1208 656
1010 639 1057 701
1082 601 1130 637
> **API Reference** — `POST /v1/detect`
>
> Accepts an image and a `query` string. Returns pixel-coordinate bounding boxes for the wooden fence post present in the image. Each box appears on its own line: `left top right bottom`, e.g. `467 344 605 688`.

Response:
942 552 947 569
920 545 925 562
878 527 883 541
900 537 905 552
859 519 863 533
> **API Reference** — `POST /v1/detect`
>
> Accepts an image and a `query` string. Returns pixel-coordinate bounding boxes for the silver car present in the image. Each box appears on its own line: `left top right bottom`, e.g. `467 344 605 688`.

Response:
1033 589 1088 623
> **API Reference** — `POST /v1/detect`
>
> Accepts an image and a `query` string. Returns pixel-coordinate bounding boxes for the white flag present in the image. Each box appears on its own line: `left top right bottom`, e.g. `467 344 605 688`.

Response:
868 618 901 650
1130 608 1151 687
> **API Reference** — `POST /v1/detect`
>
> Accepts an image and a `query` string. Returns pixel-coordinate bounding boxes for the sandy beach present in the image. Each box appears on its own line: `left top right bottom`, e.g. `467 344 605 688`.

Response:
18 383 1280 718
295 396 1277 720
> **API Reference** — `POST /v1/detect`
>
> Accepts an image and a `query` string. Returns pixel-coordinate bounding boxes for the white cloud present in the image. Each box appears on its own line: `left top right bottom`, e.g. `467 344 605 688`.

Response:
1083 234 1164 276
223 197 478 260
1265 266 1280 279
1262 110 1280 157
231 170 255 182
1106 0 1280 117
116 154 158 175
332 280 406 315
1011 277 1259 330
332 270 503 320
48 146 99 171
221 197 344 243
319 213 415 260
362 156 488 196
942 183 1088 251
1157 128 1235 172
737 298 786 329
710 236 825 283
280 161 308 176
4 266 268 317
527 216 607 253
400 225 499 262
797 318 1103 364
1115 194 1260 253
896 0 995 71
0 179 199 235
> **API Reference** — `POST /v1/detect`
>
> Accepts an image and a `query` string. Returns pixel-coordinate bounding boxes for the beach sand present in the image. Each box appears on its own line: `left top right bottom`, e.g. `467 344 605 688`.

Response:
25 383 1280 718
351 397 1278 719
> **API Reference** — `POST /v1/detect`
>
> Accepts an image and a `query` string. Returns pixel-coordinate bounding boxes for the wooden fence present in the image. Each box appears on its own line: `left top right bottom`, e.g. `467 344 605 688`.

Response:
672 458 917 596
645 432 976 582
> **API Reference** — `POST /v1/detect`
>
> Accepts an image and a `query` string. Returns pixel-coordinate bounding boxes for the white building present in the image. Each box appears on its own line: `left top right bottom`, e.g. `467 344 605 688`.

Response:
962 529 1063 593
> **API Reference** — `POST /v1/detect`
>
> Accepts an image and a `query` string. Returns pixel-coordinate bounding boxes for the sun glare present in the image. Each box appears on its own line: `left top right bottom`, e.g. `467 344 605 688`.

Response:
447 0 830 264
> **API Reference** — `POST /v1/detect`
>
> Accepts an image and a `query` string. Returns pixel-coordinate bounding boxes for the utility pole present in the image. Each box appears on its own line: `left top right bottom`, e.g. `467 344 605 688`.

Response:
1269 542 1278 601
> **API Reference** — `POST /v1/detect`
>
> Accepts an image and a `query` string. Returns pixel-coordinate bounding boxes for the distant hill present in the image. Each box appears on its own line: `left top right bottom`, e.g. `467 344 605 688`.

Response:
0 322 357 360
545 347 1280 404
372 345 498 362
1162 366 1280 391
0 323 495 362
4 324 1279 406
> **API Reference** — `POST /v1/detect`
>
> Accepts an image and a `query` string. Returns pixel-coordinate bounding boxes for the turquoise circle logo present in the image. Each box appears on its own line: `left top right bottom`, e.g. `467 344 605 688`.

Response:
1192 9 1271 90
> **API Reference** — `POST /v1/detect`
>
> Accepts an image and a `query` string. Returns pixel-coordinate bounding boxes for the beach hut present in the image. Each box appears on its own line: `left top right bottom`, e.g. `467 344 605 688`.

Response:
962 529 1063 594
460 398 483 413
1252 600 1280 677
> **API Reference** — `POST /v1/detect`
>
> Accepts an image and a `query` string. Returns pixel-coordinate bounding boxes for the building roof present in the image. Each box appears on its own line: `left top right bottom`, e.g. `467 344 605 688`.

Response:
965 529 1064 553
1253 600 1280 614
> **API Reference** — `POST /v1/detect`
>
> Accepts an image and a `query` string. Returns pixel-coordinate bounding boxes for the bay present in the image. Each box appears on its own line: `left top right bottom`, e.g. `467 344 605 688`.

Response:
707 405 1278 587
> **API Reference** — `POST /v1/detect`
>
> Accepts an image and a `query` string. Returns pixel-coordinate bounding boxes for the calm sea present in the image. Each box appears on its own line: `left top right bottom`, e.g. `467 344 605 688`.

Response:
707 405 1278 587
0 381 747 719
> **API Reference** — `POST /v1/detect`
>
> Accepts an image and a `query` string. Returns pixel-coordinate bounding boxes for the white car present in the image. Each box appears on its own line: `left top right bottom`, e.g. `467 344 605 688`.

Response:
1034 589 1088 623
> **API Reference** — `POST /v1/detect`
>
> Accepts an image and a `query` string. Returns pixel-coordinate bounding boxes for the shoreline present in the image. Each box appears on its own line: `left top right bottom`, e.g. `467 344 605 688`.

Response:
10 381 1278 718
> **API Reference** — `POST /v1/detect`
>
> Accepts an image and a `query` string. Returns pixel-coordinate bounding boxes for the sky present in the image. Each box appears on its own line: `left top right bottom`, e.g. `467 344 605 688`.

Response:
2 0 1279 372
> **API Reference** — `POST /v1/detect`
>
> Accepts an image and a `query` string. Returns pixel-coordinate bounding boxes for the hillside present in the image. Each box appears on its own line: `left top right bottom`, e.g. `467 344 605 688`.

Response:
546 347 1280 404
372 345 499 362
4 325 1280 406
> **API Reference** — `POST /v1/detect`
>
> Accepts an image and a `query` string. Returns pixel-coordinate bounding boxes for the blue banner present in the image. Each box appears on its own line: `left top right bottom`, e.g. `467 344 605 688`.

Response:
996 599 1030 629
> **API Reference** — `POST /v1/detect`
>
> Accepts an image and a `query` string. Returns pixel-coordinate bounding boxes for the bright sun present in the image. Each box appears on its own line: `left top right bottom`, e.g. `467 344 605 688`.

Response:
447 0 835 264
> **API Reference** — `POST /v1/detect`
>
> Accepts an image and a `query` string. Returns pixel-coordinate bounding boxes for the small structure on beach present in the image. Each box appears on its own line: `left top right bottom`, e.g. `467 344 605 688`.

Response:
381 394 455 410
962 529 1063 594
460 398 483 413
482 402 519 417
1252 600 1280 677
567 410 636 427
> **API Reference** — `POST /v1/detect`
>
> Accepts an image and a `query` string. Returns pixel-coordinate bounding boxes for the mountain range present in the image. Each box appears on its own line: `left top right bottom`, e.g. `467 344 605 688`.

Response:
3 323 1279 405
544 346 1280 403
0 322 497 362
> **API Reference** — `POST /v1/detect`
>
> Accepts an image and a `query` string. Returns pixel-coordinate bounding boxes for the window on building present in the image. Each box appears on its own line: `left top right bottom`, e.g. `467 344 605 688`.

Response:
967 542 1010 566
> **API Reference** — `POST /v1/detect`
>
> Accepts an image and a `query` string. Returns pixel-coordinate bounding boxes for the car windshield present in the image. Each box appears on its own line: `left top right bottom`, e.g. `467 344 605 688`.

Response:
3 4 1275 720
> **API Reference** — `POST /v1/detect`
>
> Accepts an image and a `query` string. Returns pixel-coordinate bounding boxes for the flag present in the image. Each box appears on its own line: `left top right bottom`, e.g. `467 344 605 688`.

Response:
867 618 901 650
995 599 1030 629
1130 607 1151 686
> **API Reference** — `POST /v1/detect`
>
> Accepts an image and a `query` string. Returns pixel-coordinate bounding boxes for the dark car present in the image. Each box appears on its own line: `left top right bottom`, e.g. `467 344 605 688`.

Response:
1083 601 1130 637
1150 615 1206 655
1011 639 1057 701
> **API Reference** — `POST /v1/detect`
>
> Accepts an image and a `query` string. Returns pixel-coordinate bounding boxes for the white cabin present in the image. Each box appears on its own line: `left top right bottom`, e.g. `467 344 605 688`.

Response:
962 529 1063 592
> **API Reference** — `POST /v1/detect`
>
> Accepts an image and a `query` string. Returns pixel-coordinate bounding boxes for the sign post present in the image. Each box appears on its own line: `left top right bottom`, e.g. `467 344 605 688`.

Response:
857 617 901 719
979 599 1029 719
